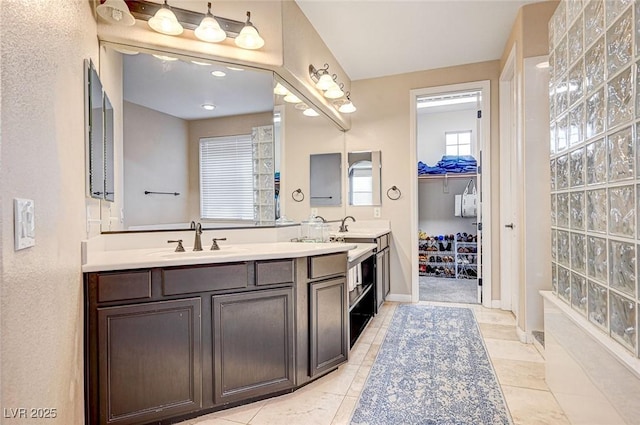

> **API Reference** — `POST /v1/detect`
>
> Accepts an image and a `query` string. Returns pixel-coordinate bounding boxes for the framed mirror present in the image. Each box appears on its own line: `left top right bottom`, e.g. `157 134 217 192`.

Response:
104 94 115 202
85 59 105 200
348 150 381 206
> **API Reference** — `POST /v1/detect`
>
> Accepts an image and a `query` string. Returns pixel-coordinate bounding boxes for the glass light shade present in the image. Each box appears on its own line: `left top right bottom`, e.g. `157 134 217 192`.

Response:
152 54 178 61
303 108 320 117
283 93 302 103
338 101 357 113
273 83 289 96
97 0 135 26
235 25 265 50
195 15 226 43
315 73 335 91
324 84 344 99
148 6 184 36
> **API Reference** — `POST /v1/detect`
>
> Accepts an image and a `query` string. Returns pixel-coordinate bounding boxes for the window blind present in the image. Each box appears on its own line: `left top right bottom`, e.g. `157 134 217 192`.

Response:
200 135 254 221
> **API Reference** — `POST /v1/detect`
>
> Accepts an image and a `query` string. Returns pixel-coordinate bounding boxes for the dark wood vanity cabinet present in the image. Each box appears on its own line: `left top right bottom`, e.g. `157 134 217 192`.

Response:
343 233 391 311
96 298 202 425
85 253 348 425
212 287 295 404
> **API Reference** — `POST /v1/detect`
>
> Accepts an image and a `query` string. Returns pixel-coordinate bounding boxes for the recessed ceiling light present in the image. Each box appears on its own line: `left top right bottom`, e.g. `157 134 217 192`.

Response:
226 66 244 71
536 61 550 69
202 104 216 110
211 70 226 77
295 103 308 111
283 93 302 103
303 108 319 117
191 60 211 66
152 54 178 61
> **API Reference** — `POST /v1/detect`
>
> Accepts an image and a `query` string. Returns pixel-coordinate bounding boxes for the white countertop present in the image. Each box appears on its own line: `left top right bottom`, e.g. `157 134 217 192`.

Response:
82 241 357 272
347 243 377 263
330 229 390 239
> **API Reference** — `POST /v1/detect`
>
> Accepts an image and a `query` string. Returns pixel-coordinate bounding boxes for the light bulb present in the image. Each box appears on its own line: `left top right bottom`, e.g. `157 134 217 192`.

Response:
273 83 289 96
148 2 184 36
195 13 226 43
303 108 319 117
283 93 302 104
315 73 335 91
211 70 226 77
235 12 265 50
338 101 357 113
202 104 216 110
324 84 344 99
96 0 135 26
152 54 178 61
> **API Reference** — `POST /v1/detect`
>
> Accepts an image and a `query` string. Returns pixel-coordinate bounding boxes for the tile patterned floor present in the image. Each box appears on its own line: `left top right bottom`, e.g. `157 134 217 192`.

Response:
178 302 571 425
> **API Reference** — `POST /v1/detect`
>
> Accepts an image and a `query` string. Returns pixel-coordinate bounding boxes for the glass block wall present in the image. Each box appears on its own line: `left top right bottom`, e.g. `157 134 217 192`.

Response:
252 125 275 224
550 0 640 355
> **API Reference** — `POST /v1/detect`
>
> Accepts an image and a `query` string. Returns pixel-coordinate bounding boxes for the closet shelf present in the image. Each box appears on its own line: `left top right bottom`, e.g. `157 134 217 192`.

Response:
418 172 477 181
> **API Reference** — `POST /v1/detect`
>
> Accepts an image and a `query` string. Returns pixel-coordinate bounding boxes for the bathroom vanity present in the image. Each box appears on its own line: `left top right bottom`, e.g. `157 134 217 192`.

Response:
83 243 353 425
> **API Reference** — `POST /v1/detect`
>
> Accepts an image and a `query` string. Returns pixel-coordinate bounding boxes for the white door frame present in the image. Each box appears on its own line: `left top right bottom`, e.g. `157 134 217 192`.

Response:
499 46 518 313
409 80 492 307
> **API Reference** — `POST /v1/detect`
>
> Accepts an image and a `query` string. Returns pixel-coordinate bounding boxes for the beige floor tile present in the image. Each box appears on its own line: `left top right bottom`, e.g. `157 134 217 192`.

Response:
348 342 371 365
492 358 548 391
484 338 545 363
346 365 372 398
479 323 519 341
330 396 358 425
248 390 343 425
473 308 517 326
372 326 388 345
361 343 381 367
300 364 359 396
502 386 571 425
189 418 246 425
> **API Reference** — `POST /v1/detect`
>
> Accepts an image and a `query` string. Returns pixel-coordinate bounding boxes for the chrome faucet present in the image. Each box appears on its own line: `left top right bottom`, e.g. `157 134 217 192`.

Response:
339 216 355 232
315 215 327 223
193 222 203 251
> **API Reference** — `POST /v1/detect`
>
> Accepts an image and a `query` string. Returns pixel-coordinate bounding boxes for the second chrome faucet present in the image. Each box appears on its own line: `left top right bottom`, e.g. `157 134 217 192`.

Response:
193 222 203 251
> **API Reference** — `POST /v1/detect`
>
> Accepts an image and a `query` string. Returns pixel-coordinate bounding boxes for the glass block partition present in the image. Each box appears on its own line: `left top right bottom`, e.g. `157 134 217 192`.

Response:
550 0 640 355
252 125 275 224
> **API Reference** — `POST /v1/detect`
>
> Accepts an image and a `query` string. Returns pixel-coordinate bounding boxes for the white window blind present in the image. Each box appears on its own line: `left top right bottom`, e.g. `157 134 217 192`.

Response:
200 135 253 220
445 130 472 156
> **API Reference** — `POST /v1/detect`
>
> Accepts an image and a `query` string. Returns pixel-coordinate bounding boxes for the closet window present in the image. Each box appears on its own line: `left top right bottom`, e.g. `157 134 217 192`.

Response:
445 130 472 156
199 135 253 221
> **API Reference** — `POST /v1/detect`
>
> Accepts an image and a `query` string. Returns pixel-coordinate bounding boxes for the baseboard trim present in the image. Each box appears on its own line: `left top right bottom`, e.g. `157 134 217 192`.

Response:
385 294 412 303
516 326 532 344
491 300 502 309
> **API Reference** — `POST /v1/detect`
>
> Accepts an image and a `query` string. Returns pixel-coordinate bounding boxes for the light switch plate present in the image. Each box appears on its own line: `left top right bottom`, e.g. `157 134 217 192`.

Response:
374 207 381 218
311 208 318 216
14 198 35 250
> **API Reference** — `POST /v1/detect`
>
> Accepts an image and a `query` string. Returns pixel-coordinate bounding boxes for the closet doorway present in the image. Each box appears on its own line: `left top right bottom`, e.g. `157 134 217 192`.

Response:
410 81 492 307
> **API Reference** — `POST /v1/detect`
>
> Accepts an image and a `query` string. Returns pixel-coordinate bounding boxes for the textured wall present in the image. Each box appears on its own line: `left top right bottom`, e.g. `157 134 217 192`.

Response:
550 0 640 356
1 1 98 424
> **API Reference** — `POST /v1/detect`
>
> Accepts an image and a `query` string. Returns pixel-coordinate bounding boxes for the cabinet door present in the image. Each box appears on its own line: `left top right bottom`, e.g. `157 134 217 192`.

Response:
97 299 201 425
383 248 391 298
212 288 295 404
309 277 348 377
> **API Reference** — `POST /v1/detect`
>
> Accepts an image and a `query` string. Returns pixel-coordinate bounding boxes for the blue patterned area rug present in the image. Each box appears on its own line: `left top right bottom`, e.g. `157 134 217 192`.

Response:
351 304 512 425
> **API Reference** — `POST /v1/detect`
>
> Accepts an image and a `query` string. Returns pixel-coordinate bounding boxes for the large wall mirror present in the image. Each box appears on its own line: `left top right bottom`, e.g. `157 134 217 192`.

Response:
99 43 348 232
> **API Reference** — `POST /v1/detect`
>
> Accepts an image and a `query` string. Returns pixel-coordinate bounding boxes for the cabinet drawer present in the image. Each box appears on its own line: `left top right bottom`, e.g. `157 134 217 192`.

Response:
256 260 294 286
377 233 390 251
308 253 347 280
97 270 151 303
163 263 249 295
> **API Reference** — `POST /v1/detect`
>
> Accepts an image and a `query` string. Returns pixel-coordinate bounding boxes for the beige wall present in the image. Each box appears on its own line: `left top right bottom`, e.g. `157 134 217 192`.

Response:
188 112 273 219
347 61 501 299
123 101 190 228
0 2 98 424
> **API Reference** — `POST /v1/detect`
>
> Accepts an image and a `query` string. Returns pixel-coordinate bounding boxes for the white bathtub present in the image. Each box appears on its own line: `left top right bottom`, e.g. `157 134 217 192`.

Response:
541 291 640 425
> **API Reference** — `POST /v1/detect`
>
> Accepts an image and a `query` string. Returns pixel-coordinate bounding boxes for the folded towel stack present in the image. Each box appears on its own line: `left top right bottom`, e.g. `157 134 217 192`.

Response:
418 155 477 175
348 264 362 292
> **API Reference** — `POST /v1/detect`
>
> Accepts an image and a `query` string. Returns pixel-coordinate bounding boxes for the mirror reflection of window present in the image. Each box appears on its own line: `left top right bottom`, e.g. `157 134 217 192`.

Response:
445 130 472 156
349 160 373 205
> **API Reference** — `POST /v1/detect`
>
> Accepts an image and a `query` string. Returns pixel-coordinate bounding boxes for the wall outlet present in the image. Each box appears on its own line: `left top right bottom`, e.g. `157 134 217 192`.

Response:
311 208 318 216
14 198 35 250
373 207 381 218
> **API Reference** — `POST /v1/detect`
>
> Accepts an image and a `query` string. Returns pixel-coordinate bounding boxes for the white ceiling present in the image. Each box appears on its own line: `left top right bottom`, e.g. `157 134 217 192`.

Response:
295 0 543 81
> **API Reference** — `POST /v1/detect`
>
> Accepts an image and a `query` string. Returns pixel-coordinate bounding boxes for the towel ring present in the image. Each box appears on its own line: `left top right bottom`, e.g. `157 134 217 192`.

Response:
387 185 401 200
292 188 305 202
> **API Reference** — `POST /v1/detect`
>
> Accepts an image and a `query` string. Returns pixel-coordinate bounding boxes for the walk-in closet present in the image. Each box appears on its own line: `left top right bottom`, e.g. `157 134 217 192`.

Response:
416 91 481 304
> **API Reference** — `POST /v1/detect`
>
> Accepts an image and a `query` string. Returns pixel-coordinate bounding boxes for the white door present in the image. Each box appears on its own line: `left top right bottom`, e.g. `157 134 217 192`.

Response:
499 47 521 316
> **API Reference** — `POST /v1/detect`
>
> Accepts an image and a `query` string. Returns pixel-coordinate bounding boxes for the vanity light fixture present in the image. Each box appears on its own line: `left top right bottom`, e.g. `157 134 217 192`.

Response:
96 0 135 26
235 12 265 50
148 0 184 36
191 60 212 66
303 108 320 117
202 104 216 110
211 70 226 77
113 46 139 55
226 66 244 71
195 2 226 43
309 63 356 113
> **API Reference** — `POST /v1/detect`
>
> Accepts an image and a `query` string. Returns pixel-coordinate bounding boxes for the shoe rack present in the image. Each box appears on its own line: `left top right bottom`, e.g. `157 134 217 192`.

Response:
418 234 455 278
455 233 478 279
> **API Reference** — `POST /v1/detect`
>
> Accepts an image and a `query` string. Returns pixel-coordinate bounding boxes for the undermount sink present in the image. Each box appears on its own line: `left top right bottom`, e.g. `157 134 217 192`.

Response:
148 246 249 259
